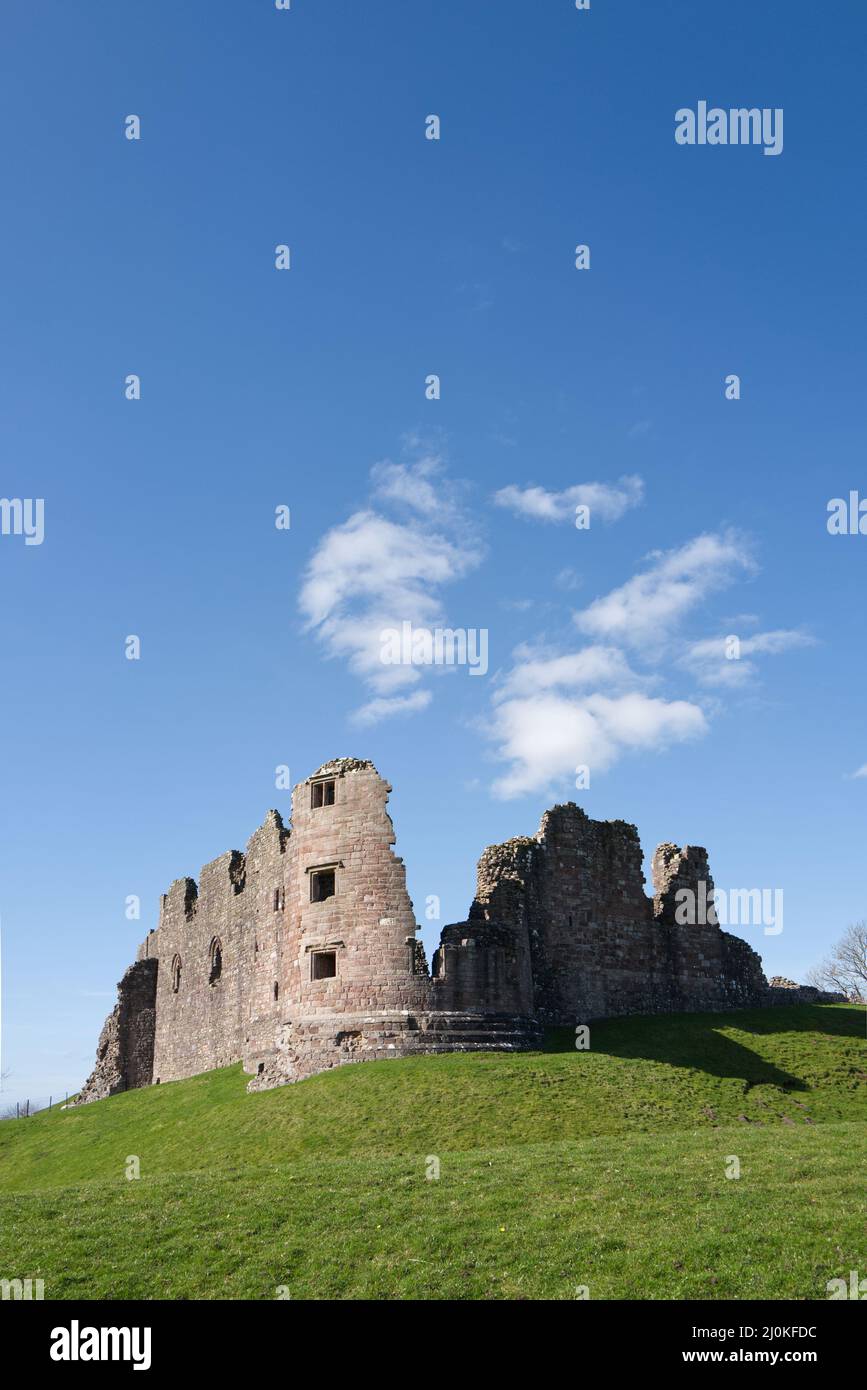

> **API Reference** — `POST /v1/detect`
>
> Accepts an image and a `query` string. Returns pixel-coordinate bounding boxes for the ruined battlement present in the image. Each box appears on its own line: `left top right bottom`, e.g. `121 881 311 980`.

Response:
76 759 832 1105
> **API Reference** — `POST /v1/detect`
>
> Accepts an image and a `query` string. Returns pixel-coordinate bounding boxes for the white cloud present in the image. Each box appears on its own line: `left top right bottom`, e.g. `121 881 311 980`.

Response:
485 533 808 798
299 457 481 721
487 638 704 798
490 688 706 799
555 567 583 592
493 475 644 524
575 531 755 649
370 457 445 515
350 691 433 727
721 612 760 628
494 644 643 701
848 764 867 780
680 629 816 687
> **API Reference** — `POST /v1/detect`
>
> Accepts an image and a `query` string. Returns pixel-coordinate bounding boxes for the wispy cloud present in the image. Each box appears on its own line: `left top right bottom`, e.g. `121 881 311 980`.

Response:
493 475 644 525
555 567 583 592
299 450 481 722
494 644 645 702
575 530 755 649
484 529 808 798
369 457 445 515
679 629 816 687
350 690 433 727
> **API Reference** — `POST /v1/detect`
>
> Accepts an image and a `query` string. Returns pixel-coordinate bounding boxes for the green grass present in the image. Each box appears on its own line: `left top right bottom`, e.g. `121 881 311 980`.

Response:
1 1004 864 1299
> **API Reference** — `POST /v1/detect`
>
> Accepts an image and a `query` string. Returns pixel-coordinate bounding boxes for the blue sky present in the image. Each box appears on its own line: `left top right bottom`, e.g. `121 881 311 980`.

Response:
2 0 865 1102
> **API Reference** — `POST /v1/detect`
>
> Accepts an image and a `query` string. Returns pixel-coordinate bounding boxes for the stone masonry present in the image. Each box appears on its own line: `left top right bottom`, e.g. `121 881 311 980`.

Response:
74 758 843 1104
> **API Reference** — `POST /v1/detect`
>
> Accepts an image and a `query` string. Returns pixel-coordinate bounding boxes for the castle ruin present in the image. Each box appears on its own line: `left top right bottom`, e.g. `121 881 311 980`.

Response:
76 758 840 1104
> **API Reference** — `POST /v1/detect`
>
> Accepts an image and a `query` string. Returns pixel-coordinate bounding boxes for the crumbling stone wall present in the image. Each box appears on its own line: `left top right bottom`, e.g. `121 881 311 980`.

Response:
652 843 714 925
76 765 833 1104
464 804 770 1026
766 978 847 1005
75 959 157 1104
140 807 292 1087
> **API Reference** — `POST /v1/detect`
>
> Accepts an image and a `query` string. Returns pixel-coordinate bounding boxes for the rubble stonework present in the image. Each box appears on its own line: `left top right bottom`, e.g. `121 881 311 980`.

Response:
76 959 157 1104
75 759 844 1103
765 979 846 1006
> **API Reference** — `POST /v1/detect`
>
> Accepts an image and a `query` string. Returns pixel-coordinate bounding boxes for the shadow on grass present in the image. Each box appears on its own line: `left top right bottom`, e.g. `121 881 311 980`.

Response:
542 1005 866 1092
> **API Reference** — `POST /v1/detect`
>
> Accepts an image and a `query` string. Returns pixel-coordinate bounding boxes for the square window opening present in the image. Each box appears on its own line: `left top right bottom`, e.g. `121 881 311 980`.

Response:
310 869 335 903
312 950 337 981
311 780 336 809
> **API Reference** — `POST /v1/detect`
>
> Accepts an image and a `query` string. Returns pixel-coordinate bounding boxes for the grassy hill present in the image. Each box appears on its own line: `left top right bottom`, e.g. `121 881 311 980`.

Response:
0 1004 864 1299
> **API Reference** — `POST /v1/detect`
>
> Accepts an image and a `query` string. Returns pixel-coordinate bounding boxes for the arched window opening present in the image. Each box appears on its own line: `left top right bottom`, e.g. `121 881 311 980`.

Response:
171 954 182 994
209 937 223 985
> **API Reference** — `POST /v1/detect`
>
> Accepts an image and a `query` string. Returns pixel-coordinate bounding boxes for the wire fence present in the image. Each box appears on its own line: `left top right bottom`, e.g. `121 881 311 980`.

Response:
0 1094 73 1119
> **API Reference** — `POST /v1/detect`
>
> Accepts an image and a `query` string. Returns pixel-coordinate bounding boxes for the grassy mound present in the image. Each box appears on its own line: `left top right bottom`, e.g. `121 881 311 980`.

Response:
0 1004 864 1299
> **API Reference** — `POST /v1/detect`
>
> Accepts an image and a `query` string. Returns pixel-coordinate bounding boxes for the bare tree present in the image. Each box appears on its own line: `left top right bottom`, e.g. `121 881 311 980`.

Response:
0 1098 47 1120
0 1070 14 1121
0 1074 49 1121
807 921 867 1002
